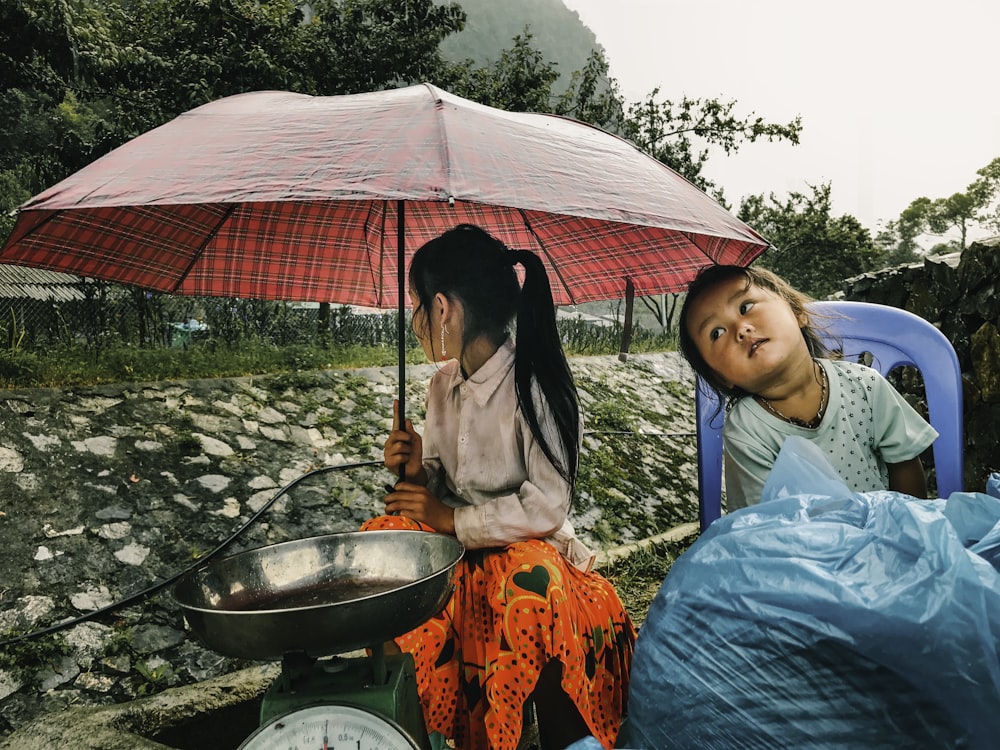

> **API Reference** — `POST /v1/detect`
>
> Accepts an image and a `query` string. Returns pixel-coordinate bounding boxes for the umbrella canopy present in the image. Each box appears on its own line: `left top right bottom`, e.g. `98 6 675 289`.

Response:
0 83 769 308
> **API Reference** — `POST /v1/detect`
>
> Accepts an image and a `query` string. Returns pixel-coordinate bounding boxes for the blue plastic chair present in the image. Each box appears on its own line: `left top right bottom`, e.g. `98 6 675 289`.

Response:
696 300 965 530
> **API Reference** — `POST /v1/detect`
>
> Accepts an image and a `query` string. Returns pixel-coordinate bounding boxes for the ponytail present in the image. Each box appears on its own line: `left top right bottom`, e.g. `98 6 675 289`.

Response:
511 249 580 491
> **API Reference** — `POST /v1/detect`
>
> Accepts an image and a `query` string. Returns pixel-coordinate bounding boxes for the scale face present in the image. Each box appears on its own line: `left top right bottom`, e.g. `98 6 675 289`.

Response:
241 650 429 750
239 703 420 750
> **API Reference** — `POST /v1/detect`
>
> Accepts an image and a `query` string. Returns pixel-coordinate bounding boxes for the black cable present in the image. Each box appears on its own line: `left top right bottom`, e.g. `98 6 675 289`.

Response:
0 459 382 649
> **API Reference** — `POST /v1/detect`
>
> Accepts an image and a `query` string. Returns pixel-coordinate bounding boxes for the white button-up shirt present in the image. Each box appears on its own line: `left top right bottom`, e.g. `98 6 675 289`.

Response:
422 338 594 571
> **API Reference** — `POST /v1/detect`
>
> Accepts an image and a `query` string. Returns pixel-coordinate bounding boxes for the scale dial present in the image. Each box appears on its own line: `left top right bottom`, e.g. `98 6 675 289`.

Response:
239 703 421 750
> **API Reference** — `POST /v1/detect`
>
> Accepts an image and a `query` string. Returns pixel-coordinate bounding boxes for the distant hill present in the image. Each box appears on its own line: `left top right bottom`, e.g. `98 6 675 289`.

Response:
436 0 603 90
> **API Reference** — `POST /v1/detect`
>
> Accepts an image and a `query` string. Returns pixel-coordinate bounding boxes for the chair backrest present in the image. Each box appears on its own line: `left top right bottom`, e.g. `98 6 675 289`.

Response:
696 300 964 530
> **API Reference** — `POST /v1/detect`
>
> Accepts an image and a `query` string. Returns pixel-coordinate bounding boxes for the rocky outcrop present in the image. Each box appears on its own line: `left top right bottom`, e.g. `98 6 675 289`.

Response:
841 236 1000 491
0 664 278 749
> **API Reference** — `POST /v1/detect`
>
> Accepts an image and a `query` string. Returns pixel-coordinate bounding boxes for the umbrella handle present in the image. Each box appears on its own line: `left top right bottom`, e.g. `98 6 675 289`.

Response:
396 199 407 482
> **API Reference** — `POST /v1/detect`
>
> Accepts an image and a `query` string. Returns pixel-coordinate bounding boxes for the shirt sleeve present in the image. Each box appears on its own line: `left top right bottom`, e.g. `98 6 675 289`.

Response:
869 373 939 464
723 423 780 510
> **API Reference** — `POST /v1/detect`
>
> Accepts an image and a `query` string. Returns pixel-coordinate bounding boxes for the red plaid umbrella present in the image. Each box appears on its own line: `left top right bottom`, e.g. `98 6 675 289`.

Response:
0 83 769 427
0 83 768 308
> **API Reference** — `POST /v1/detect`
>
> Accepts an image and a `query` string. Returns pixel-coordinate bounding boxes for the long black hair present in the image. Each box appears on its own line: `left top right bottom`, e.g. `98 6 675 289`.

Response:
408 224 580 489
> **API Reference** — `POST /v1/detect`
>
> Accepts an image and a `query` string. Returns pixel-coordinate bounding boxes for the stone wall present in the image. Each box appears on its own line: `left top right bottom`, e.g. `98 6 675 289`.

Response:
0 353 697 741
840 235 1000 492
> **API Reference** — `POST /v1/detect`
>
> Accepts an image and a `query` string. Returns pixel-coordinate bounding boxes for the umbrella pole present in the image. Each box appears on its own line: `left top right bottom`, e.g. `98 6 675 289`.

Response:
618 278 635 362
396 200 407 482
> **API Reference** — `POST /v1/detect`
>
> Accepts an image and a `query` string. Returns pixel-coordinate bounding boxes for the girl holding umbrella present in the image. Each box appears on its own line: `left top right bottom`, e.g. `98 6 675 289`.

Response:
366 224 635 750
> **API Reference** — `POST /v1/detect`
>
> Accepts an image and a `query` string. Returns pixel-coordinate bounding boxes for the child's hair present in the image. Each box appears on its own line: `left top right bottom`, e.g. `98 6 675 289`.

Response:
678 264 832 406
409 224 579 488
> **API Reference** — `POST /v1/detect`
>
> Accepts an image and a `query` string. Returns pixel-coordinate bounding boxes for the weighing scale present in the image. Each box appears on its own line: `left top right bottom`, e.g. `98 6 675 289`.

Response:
240 646 426 750
172 530 464 750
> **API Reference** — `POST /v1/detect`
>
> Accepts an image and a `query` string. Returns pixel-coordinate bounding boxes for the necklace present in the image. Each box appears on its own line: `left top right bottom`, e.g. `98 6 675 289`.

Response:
756 361 828 429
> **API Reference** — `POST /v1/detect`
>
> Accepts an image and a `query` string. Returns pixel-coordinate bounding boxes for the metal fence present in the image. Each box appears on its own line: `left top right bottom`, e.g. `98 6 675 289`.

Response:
0 277 413 352
0 267 668 355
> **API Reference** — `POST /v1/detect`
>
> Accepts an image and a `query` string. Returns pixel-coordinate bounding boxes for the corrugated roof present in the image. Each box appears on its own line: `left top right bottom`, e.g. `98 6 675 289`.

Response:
0 265 90 302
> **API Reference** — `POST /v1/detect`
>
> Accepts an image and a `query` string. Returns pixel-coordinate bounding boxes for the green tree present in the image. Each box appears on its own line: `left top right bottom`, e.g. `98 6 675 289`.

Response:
445 28 560 112
552 49 624 132
972 157 1000 234
892 157 1000 252
436 0 602 94
446 33 623 130
739 183 881 299
0 0 467 239
872 220 922 267
621 89 803 202
102 0 466 139
0 0 117 221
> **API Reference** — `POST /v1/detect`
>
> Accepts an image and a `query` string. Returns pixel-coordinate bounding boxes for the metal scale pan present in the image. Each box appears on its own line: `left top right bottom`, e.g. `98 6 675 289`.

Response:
173 529 464 661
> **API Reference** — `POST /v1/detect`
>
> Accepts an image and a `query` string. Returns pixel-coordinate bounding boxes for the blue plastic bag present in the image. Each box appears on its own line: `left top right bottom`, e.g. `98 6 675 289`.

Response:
987 471 1000 499
623 437 1000 750
563 737 604 750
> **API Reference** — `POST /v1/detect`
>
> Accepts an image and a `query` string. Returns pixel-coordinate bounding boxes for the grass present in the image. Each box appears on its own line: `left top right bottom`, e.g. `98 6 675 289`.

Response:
0 301 679 389
598 534 697 627
0 342 431 389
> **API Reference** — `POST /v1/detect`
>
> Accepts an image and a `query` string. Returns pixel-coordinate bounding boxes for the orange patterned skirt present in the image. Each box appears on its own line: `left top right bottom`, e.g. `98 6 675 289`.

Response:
361 515 635 750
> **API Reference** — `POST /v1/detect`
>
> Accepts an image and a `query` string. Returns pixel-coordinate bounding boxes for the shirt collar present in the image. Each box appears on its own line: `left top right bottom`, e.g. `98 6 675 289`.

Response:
446 337 515 406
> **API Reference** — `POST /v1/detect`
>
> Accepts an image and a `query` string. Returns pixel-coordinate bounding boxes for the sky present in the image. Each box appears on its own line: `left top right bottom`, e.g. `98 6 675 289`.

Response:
561 0 1000 240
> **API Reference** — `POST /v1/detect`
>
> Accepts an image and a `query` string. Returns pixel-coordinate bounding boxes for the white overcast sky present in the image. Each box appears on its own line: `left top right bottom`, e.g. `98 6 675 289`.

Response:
562 0 1000 240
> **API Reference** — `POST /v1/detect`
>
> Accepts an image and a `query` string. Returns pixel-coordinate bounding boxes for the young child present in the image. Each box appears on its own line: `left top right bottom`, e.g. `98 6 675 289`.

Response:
679 264 939 510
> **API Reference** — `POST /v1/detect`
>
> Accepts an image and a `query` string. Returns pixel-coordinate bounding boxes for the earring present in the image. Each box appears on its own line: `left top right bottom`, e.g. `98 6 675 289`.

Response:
440 324 449 359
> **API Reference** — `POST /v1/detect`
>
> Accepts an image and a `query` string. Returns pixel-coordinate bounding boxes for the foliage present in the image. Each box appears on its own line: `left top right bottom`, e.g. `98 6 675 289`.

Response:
0 0 467 233
872 218 924 267
638 293 681 332
0 348 41 384
559 315 677 355
0 339 416 388
445 28 560 112
0 0 117 215
622 89 803 202
552 48 625 131
598 536 693 627
436 0 601 93
587 399 636 432
739 182 882 299
0 629 70 673
889 157 1000 253
976 157 1000 233
445 28 624 132
102 0 467 138
134 659 173 696
0 165 32 239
